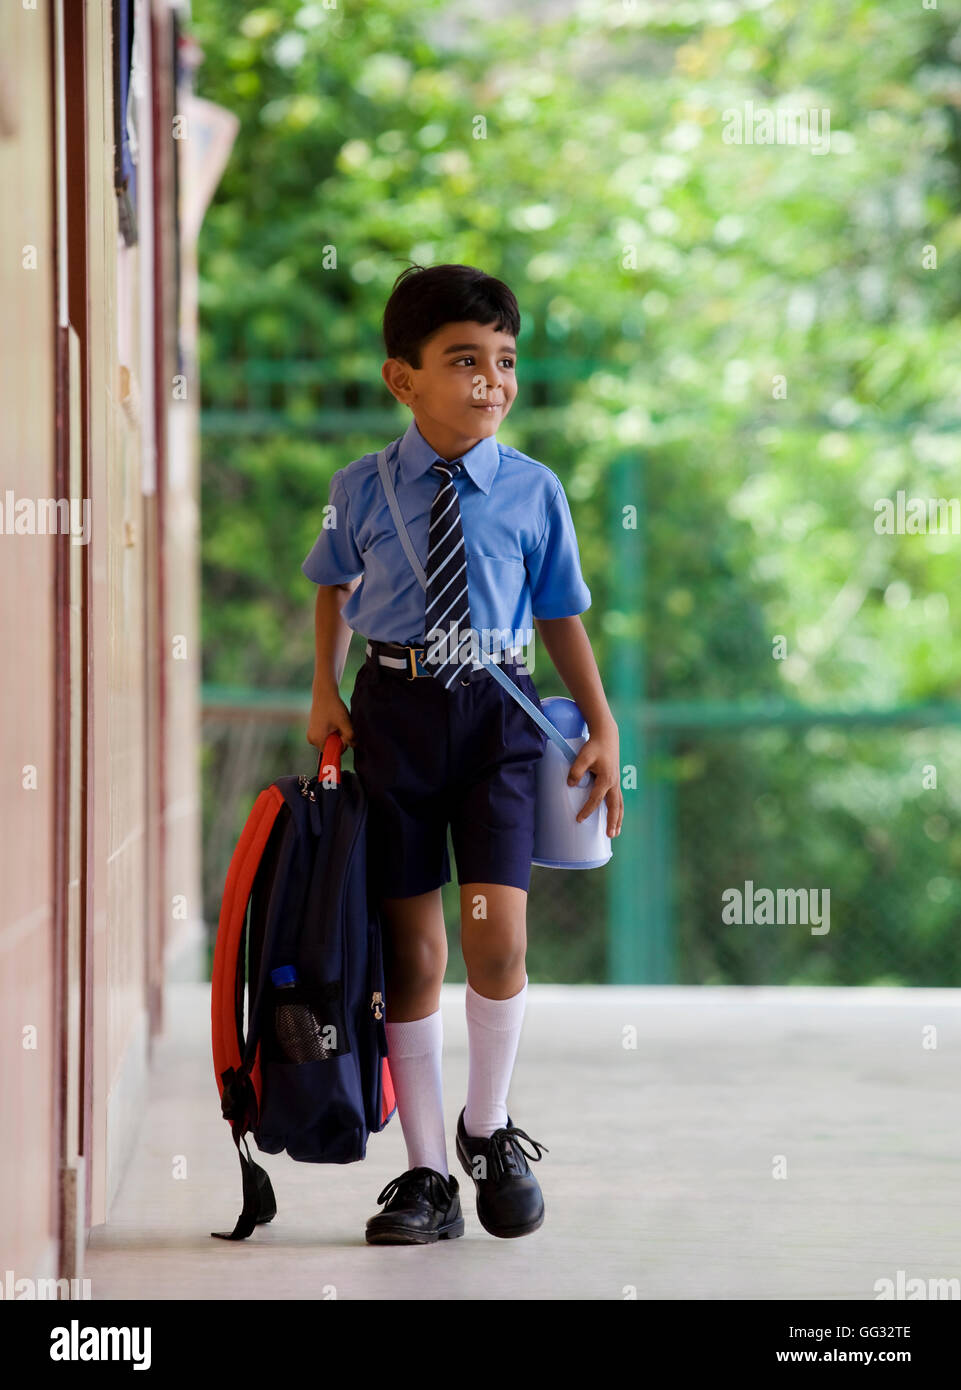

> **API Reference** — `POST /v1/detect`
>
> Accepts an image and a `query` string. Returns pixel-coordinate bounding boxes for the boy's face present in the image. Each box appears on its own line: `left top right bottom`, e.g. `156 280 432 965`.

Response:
381 319 517 459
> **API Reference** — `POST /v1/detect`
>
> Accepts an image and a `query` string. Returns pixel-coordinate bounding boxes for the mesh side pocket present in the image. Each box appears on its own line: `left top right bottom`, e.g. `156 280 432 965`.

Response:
263 979 349 1065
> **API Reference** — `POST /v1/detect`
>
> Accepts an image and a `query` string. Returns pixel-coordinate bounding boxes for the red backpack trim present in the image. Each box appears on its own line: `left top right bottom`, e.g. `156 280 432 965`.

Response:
211 783 286 1119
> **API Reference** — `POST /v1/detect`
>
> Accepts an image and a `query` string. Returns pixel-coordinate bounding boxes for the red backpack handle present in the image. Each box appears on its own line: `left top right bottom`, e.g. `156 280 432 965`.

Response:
316 731 345 786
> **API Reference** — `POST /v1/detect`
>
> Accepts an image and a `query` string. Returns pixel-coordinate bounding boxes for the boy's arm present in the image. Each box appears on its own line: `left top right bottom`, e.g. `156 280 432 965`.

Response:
307 577 361 751
312 576 361 697
532 614 623 838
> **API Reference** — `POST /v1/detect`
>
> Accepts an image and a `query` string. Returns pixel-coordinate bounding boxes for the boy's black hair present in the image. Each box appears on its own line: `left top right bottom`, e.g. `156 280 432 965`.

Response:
382 263 521 369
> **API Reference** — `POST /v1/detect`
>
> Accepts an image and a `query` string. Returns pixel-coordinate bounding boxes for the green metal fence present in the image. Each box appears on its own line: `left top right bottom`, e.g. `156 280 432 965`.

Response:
200 685 961 986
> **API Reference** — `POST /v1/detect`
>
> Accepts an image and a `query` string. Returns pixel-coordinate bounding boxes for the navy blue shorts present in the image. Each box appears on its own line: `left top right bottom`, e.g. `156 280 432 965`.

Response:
348 649 548 900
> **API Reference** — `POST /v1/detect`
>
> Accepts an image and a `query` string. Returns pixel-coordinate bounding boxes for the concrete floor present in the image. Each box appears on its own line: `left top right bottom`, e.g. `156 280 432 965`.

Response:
85 983 961 1300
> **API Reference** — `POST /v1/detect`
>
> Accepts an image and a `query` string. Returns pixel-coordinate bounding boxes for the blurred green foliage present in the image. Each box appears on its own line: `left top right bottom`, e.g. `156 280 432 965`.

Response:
193 0 961 982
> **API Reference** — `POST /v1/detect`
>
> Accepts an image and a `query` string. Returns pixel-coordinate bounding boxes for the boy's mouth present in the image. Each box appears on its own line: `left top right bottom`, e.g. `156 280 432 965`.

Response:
472 402 501 412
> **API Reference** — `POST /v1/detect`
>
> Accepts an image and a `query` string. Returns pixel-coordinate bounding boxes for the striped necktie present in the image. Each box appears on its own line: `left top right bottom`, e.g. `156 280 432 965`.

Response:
423 459 474 688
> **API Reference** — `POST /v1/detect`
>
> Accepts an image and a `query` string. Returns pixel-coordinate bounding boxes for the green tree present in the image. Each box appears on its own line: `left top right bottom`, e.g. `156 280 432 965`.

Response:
194 0 961 982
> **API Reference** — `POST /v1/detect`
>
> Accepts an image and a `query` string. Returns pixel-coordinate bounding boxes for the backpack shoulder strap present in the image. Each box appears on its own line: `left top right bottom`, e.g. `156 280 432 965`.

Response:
377 447 427 589
211 783 286 1104
210 784 285 1241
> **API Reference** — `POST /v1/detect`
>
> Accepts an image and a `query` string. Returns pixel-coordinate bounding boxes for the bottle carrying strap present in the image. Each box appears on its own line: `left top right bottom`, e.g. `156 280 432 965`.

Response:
376 447 578 766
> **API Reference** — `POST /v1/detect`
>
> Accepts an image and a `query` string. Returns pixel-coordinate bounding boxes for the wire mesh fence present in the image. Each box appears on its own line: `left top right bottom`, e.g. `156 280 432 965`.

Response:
201 697 961 986
671 721 961 987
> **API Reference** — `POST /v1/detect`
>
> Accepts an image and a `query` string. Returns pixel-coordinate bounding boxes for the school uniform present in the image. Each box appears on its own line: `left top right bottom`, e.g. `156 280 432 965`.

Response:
302 416 591 899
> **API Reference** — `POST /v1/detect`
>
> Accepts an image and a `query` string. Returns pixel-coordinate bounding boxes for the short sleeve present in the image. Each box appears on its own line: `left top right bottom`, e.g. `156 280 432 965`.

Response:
301 469 364 585
525 483 591 619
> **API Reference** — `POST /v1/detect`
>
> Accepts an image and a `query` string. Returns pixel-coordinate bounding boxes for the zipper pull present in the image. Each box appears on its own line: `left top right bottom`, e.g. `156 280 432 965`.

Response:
371 990 383 1020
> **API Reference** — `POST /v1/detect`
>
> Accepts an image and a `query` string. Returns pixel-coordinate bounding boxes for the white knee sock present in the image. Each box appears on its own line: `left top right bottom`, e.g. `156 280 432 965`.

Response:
463 976 528 1139
384 1010 449 1180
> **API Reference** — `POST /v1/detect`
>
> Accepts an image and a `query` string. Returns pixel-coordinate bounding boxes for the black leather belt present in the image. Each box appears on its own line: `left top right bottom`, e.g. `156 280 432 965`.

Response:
364 639 525 683
365 639 439 680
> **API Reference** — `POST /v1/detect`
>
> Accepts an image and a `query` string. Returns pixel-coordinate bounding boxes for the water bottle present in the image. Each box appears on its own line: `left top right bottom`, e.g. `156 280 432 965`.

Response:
271 966 335 1062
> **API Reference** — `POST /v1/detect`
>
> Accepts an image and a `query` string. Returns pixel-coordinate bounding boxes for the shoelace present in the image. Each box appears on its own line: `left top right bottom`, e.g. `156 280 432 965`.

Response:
483 1123 549 1180
376 1166 451 1209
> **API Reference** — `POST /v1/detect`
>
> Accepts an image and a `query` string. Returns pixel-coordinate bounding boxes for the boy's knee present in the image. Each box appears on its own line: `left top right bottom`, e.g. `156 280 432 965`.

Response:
463 940 526 984
383 934 447 993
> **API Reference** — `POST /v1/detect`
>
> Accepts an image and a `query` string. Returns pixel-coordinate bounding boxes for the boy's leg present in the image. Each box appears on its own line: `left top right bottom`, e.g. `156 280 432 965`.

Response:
380 888 450 1178
457 882 546 1239
379 888 448 1019
459 883 528 1138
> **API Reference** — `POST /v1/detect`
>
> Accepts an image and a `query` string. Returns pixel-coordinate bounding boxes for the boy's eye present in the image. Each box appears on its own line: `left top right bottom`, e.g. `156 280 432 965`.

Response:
452 356 516 368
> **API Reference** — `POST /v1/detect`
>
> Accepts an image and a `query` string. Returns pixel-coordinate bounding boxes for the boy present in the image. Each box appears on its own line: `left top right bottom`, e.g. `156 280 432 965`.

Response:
303 263 623 1244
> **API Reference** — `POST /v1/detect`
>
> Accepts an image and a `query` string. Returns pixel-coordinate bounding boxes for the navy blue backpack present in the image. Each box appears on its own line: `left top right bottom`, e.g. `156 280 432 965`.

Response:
210 732 397 1240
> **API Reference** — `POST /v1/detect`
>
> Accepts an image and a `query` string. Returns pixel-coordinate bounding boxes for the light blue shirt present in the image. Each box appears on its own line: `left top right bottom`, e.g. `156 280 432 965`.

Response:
302 418 591 648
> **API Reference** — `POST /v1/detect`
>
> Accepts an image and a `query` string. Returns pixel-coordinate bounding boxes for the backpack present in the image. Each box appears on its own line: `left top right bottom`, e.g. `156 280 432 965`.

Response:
210 731 396 1240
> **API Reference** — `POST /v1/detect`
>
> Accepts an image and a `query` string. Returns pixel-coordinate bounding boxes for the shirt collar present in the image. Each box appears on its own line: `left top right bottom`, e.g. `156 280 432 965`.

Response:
394 417 500 495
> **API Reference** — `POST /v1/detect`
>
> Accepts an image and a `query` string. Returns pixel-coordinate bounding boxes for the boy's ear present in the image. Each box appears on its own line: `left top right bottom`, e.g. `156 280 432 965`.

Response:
382 357 414 405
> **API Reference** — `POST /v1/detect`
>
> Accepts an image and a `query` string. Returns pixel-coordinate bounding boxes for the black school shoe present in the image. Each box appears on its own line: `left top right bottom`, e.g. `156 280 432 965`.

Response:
365 1166 465 1245
455 1108 549 1238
